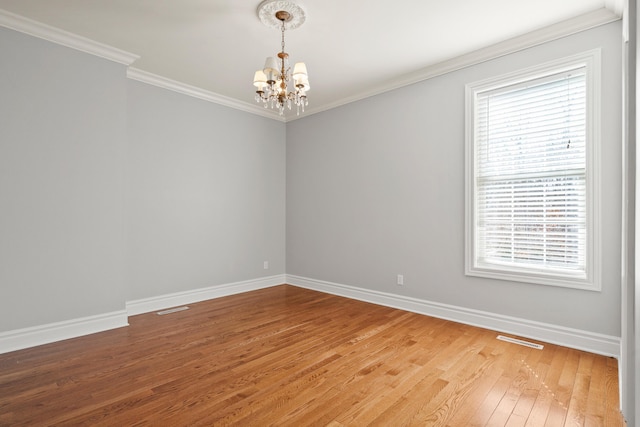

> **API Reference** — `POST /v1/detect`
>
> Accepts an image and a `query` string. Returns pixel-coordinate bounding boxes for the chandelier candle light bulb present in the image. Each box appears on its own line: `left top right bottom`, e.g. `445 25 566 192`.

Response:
254 0 309 116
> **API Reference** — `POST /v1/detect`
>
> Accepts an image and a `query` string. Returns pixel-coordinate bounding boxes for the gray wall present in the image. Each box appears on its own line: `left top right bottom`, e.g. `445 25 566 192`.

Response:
0 27 128 331
0 26 286 333
0 17 623 343
126 81 286 300
286 21 623 337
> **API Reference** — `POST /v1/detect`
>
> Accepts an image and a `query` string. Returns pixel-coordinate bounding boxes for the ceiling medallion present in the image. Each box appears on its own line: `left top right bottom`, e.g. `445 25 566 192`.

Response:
257 0 306 31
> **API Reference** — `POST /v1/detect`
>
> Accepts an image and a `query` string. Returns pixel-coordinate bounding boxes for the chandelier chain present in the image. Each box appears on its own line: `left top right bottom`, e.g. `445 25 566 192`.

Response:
281 20 286 55
280 20 287 78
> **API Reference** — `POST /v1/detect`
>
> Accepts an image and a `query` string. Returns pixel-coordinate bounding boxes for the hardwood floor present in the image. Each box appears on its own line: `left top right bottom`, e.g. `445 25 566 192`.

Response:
0 285 625 426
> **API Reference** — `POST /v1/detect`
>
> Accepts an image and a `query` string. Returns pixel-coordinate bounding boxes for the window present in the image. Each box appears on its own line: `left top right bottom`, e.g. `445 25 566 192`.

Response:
465 50 600 290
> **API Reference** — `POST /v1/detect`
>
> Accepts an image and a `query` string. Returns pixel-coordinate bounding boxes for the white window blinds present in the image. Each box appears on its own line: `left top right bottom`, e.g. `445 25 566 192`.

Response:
475 67 587 276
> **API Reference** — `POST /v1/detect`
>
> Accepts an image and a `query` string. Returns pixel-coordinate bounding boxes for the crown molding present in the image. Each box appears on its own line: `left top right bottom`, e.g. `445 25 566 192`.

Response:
0 9 139 65
295 7 620 121
604 0 624 17
127 68 285 122
1 6 620 123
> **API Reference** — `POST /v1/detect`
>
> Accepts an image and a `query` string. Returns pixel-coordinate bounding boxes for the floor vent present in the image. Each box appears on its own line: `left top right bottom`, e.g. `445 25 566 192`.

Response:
157 306 189 316
497 335 544 350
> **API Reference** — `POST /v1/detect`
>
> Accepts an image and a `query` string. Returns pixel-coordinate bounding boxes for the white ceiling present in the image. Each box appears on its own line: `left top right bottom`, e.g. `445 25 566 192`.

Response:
0 0 623 120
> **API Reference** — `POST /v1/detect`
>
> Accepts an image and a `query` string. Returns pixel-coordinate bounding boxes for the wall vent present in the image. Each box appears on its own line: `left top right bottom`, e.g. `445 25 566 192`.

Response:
157 306 189 315
497 335 544 350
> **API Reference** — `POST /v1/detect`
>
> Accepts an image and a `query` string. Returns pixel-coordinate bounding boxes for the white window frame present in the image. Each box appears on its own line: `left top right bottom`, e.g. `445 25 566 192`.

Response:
465 50 601 291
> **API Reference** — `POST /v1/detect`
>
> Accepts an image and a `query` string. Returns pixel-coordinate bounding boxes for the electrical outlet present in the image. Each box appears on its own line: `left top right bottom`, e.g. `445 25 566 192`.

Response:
397 274 404 286
264 261 269 270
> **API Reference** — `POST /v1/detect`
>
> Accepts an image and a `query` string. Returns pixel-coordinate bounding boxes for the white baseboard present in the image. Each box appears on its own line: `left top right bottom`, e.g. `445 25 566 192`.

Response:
126 274 286 316
286 274 621 358
2 275 618 358
0 275 286 354
0 310 129 355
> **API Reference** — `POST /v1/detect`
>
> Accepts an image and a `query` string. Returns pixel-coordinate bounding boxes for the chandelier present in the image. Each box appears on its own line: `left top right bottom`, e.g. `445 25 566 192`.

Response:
253 1 309 116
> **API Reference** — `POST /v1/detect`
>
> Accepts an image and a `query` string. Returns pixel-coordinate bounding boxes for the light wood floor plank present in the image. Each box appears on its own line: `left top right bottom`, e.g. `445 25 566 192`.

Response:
0 285 625 426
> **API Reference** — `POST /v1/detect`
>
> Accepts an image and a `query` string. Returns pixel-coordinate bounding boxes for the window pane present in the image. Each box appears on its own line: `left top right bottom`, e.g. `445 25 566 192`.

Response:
475 67 587 276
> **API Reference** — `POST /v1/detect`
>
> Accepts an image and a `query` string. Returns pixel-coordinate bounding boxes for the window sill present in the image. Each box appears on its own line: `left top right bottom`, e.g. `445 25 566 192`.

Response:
465 263 599 291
